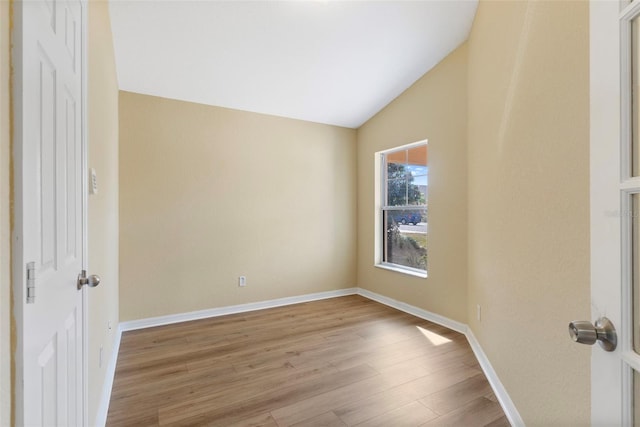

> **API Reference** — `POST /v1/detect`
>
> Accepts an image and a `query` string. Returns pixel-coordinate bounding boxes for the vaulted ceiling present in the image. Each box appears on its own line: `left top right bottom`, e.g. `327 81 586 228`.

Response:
109 0 478 129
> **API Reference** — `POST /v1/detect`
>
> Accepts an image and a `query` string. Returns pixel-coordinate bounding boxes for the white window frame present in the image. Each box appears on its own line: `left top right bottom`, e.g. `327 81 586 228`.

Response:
375 139 428 278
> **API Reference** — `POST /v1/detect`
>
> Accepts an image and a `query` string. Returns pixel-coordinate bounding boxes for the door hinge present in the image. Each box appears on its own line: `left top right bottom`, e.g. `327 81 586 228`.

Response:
26 262 35 304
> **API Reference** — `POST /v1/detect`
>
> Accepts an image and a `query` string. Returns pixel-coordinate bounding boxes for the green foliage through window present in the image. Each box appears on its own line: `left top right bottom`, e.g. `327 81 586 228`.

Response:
386 163 424 206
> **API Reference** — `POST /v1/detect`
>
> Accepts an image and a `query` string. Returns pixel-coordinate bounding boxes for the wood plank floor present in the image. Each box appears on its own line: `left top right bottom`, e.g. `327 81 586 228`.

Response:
106 295 509 427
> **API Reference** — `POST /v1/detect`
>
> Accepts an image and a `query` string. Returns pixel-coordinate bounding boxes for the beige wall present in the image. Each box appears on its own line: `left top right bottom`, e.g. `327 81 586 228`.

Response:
96 1 591 424
356 44 468 323
119 92 357 321
0 1 10 425
467 0 590 425
87 0 119 423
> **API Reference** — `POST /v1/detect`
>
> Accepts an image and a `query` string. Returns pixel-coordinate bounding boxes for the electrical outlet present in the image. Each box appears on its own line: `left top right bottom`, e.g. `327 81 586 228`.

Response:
477 304 482 322
108 320 112 331
238 276 247 287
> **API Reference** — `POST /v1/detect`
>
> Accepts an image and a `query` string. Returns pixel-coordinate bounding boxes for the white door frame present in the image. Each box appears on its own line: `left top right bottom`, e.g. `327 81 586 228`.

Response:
589 0 622 423
11 0 89 424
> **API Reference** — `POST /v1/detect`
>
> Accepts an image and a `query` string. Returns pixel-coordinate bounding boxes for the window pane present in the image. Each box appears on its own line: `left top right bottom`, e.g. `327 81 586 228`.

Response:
386 147 427 207
386 149 406 165
384 209 427 270
635 369 640 424
387 175 408 206
633 194 640 353
633 17 640 176
406 145 427 167
407 164 427 206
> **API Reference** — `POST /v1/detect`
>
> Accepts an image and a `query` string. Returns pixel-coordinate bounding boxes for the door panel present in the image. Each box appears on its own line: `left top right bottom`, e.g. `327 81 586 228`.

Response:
38 49 57 273
15 0 86 425
38 339 56 426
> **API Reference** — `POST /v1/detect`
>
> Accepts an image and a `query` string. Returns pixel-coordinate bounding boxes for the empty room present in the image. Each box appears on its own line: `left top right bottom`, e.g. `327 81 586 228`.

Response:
2 0 629 425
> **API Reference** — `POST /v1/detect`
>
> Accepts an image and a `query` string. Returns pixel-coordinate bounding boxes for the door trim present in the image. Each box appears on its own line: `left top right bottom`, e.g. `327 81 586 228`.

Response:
12 1 28 422
80 0 89 423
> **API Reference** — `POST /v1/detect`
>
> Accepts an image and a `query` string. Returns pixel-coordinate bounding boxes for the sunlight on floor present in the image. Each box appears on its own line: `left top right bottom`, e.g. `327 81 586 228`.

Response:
416 326 452 346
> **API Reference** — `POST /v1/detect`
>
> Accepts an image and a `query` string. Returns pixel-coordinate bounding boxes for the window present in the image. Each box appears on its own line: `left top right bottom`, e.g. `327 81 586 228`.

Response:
378 141 428 276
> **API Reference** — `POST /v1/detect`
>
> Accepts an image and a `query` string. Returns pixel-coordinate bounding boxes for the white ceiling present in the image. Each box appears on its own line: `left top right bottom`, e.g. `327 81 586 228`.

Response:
109 1 478 129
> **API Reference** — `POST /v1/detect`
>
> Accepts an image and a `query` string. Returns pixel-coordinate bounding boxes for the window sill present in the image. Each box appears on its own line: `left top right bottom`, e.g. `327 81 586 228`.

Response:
375 263 428 279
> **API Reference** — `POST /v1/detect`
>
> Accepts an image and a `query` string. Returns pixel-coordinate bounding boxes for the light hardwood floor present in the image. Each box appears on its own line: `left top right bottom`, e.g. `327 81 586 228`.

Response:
106 295 509 426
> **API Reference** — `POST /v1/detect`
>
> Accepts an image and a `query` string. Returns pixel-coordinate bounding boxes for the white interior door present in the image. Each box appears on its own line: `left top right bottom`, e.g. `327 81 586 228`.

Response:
590 0 640 424
13 0 87 425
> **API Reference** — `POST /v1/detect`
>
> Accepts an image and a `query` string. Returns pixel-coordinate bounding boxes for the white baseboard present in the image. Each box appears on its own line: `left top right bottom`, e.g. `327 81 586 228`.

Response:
356 288 466 334
465 328 525 427
119 288 358 332
94 326 122 427
100 287 522 427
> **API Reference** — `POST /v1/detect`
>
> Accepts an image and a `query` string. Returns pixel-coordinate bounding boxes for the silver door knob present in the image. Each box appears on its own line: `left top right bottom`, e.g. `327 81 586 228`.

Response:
568 317 617 352
77 270 101 290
